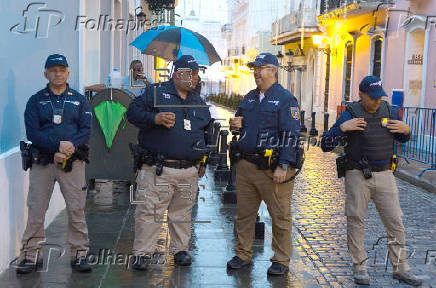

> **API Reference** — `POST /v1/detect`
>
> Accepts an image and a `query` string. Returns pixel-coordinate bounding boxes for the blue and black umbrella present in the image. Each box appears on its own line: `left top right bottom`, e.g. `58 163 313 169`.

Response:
130 26 221 66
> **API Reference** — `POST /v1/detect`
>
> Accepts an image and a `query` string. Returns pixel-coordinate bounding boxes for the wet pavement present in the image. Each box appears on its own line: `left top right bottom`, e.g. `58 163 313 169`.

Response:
1 104 435 287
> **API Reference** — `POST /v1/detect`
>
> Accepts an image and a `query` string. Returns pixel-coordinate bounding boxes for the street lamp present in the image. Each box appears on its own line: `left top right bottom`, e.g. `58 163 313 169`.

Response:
312 35 331 55
277 49 294 72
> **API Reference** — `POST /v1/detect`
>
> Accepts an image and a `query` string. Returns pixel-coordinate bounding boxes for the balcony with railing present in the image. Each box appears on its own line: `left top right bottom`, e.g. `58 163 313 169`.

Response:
319 0 394 16
271 8 319 45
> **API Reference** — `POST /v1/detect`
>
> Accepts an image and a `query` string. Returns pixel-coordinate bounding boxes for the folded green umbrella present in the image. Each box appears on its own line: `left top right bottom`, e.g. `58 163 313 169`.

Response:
94 101 127 149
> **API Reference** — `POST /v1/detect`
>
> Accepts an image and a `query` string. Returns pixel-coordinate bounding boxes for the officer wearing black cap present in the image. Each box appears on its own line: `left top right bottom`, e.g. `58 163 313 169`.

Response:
127 55 211 270
17 54 93 273
321 76 422 286
227 53 301 276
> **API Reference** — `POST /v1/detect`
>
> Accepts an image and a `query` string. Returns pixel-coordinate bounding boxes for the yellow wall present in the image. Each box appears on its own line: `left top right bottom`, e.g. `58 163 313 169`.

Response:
318 7 387 110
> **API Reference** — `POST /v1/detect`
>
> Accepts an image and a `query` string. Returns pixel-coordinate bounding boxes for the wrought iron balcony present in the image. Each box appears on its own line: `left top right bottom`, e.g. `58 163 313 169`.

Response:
146 0 175 13
319 0 394 15
272 9 318 36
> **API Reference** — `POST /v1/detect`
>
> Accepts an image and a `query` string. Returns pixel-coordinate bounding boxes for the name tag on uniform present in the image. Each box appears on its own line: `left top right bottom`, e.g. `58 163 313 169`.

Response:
53 108 64 125
184 119 191 130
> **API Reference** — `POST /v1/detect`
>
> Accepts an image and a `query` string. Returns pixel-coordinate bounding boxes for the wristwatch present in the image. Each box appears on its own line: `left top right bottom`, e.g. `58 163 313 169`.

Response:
279 163 289 170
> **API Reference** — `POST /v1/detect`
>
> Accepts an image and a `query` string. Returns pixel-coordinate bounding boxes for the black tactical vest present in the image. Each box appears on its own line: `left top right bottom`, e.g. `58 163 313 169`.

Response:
345 101 394 165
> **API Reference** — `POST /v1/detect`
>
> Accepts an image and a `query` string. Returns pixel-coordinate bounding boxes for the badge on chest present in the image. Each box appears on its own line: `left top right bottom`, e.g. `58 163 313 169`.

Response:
184 119 191 130
53 108 64 125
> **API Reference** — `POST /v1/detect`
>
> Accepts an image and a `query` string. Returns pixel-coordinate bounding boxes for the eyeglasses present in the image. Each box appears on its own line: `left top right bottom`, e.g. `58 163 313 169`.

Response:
250 65 274 72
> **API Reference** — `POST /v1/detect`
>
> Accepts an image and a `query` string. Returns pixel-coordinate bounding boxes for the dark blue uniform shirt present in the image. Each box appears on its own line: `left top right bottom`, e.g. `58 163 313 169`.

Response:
235 83 301 165
321 104 410 166
126 79 211 161
24 84 92 153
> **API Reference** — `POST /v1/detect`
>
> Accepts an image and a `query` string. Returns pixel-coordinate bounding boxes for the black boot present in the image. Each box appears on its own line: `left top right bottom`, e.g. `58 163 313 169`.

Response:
267 262 289 276
133 255 149 271
226 256 251 269
16 259 38 274
71 258 92 273
174 251 192 266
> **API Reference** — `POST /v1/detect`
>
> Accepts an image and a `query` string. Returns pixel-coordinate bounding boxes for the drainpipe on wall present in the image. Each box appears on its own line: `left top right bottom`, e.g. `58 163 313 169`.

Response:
420 27 430 108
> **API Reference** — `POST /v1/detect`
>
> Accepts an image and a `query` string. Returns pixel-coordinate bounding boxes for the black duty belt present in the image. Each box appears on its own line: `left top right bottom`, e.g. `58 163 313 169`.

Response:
240 153 260 165
162 159 197 169
369 164 391 172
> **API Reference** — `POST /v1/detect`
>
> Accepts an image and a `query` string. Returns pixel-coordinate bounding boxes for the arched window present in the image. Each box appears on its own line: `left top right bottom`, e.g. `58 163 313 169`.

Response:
343 41 353 101
324 45 330 112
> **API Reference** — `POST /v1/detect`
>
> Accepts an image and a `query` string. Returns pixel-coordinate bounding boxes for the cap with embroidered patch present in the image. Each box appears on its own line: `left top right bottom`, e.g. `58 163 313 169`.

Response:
173 55 199 71
359 76 387 99
248 53 279 67
45 54 68 69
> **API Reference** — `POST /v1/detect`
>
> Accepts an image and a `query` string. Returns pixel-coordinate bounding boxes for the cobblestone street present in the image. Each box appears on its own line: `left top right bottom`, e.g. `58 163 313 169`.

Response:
291 145 436 287
1 104 435 287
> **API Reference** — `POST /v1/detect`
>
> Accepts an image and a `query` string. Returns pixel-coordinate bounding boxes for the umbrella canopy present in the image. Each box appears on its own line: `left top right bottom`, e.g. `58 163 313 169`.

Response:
130 26 221 66
93 101 127 149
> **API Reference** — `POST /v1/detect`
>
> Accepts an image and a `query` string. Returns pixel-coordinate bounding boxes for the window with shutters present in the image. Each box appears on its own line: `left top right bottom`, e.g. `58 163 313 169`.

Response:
324 45 330 112
372 38 383 78
343 41 353 102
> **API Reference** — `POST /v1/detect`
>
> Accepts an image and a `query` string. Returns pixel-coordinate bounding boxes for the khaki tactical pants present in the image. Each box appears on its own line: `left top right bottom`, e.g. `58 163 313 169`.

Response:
235 159 295 266
21 161 89 261
345 169 410 273
132 164 198 256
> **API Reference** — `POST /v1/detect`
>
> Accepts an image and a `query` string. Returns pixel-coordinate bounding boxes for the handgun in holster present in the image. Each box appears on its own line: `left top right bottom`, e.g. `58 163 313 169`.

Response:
129 143 155 172
336 153 347 178
293 144 305 170
20 141 32 171
155 154 164 176
358 156 372 179
229 131 241 165
253 147 279 171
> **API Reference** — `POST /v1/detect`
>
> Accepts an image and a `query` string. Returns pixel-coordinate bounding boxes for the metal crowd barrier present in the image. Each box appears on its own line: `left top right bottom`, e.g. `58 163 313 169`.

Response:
394 106 436 177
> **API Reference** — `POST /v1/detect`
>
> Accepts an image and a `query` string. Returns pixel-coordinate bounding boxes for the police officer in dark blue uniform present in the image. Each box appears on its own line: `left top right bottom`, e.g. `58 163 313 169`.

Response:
227 53 301 276
127 55 211 270
321 76 422 286
17 54 93 273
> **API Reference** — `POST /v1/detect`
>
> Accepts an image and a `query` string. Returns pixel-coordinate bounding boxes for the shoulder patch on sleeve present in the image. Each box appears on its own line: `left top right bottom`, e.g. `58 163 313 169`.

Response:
290 107 300 120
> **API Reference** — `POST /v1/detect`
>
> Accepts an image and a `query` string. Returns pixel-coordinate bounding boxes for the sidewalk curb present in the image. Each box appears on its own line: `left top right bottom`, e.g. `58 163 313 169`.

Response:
395 169 436 194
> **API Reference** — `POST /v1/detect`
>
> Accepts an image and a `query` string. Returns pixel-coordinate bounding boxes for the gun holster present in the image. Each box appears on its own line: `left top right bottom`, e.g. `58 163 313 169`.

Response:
292 146 305 170
358 156 372 179
155 154 164 176
336 153 347 178
129 143 154 172
20 141 32 171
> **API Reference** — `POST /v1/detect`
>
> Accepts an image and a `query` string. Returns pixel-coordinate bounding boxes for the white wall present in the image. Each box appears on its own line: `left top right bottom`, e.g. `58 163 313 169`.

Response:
0 0 80 273
0 150 65 273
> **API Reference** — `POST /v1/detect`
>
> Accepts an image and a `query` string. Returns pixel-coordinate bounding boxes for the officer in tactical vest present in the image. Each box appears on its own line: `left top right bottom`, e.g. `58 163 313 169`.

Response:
226 53 301 276
126 55 211 270
17 54 93 274
321 76 422 286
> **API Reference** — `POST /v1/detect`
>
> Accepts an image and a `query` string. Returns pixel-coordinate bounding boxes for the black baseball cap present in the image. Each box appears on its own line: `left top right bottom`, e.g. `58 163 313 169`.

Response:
45 54 68 69
359 76 387 99
173 55 199 71
247 53 279 67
